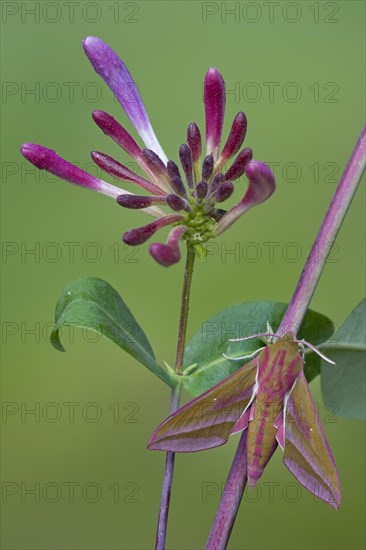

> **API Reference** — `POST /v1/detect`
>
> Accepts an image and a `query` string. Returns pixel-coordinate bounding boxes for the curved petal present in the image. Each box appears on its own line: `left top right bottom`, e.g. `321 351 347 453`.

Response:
83 37 167 163
215 160 276 234
149 225 187 267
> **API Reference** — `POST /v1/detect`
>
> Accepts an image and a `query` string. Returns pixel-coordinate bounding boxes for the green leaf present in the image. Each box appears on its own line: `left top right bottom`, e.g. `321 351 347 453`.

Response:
183 301 334 396
321 298 366 419
51 277 176 388
193 244 208 261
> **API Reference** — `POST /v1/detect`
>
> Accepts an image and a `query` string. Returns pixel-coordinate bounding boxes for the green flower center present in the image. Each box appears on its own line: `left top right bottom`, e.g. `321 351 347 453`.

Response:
180 203 216 246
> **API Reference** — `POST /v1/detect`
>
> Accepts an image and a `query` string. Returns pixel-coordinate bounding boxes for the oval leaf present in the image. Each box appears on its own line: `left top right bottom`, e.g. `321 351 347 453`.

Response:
183 301 334 396
321 298 366 419
51 276 175 388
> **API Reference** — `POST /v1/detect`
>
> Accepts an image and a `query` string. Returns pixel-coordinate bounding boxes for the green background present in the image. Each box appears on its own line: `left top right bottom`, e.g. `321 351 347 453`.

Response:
1 1 365 548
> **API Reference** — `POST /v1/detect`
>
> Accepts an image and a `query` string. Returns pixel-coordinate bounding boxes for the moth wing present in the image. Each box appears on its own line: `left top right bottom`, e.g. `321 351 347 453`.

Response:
283 372 341 508
148 359 258 452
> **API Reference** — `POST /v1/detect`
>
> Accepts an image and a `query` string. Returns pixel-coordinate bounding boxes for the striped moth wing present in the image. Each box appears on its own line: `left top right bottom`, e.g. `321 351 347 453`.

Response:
283 371 341 509
147 359 258 452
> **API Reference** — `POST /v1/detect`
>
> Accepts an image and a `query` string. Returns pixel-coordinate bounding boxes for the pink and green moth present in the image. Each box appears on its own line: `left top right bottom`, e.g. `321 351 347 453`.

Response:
148 332 341 509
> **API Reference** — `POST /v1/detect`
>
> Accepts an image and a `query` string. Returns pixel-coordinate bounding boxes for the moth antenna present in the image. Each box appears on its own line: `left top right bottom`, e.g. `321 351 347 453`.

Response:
295 339 336 365
223 347 265 362
229 332 281 343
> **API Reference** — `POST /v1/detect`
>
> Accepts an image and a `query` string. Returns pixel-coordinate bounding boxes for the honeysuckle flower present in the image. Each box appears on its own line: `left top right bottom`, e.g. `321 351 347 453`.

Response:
21 36 275 267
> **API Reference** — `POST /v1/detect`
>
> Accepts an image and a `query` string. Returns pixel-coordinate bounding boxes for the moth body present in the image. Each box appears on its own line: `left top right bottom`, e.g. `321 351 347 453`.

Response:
246 335 302 486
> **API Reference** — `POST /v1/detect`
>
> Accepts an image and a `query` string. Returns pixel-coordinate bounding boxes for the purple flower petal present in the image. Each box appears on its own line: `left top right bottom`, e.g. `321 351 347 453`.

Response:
209 173 225 194
92 111 166 187
122 214 183 245
149 226 187 267
196 181 208 200
187 123 202 163
179 144 194 188
215 160 276 234
202 154 214 181
142 149 170 188
21 143 122 198
210 181 234 203
91 151 166 196
117 194 167 209
83 37 167 162
170 176 187 198
167 160 181 180
166 194 190 212
21 143 163 218
224 147 253 181
167 161 187 197
218 112 247 168
204 68 226 159
92 110 142 159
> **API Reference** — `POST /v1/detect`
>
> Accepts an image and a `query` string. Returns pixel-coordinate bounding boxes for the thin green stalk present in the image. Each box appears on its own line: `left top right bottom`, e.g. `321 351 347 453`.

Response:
155 245 196 550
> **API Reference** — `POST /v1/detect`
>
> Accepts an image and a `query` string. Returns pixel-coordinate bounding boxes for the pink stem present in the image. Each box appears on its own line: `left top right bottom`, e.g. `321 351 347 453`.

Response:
155 383 181 550
205 125 365 549
206 431 248 550
279 125 365 334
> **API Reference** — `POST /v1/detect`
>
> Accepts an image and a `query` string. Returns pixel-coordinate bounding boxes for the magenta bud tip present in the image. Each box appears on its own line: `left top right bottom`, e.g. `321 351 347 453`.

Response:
149 243 181 267
20 143 54 169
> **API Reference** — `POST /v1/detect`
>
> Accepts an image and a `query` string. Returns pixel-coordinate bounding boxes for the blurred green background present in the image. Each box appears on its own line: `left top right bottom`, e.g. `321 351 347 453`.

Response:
1 1 365 549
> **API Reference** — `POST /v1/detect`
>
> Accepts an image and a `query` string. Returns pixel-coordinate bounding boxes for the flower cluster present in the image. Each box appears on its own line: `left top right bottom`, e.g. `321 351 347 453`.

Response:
21 36 275 267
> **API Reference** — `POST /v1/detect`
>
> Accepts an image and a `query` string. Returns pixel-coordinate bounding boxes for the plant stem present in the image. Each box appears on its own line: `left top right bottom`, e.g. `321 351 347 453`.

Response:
175 245 196 374
155 245 196 550
206 431 248 550
155 382 181 550
205 125 365 549
279 125 366 334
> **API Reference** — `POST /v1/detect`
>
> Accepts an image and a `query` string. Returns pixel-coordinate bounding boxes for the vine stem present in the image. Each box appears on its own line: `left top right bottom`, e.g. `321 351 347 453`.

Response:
206 431 248 550
278 125 366 334
205 125 366 550
155 245 196 550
